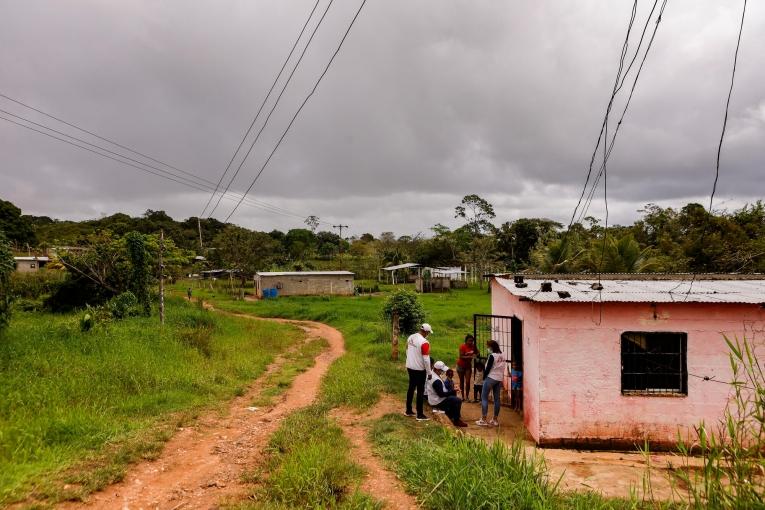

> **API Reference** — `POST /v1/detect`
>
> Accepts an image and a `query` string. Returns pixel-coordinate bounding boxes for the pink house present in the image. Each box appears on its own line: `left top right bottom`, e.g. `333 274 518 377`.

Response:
490 275 765 449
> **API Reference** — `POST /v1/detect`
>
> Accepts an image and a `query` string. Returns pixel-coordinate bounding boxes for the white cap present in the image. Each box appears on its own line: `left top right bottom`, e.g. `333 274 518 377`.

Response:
434 361 449 371
421 323 433 333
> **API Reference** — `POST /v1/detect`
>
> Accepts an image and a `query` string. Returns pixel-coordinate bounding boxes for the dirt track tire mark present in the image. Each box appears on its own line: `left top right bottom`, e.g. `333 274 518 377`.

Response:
60 317 344 510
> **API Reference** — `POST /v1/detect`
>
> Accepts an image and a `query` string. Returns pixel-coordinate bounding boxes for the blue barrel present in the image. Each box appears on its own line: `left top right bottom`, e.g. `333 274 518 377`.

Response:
263 288 278 299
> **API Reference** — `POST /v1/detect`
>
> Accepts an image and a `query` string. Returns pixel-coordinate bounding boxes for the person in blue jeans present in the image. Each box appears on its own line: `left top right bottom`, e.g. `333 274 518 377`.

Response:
477 340 506 427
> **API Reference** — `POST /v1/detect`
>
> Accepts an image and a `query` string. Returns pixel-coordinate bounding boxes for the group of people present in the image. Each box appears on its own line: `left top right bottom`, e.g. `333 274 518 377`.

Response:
404 323 522 428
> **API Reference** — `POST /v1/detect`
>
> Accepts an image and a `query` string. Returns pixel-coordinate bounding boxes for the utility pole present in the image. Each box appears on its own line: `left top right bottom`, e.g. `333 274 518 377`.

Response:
197 217 204 251
159 229 165 325
333 224 349 239
333 224 349 254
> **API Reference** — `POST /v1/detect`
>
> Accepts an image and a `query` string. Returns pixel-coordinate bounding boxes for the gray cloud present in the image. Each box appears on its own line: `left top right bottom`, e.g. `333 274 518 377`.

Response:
1 0 763 238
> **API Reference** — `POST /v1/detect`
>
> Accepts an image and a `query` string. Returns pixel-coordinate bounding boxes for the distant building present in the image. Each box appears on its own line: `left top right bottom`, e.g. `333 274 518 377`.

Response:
13 256 49 273
255 271 355 297
490 274 765 449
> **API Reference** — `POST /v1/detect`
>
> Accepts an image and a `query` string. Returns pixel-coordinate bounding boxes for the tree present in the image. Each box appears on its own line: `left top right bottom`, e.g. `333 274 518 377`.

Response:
381 289 425 335
125 231 152 315
496 218 562 269
0 231 14 330
582 234 660 273
284 228 317 261
0 199 36 246
455 194 496 236
212 225 283 276
304 215 320 233
461 236 499 289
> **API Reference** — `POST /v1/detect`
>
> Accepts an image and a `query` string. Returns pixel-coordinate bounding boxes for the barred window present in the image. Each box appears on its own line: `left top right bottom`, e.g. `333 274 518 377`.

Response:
621 332 687 395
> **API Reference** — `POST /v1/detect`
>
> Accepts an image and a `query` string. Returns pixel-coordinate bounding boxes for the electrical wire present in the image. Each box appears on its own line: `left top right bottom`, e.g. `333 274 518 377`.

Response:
679 0 747 300
0 95 328 224
199 0 321 217
0 113 314 223
223 0 368 223
207 0 336 219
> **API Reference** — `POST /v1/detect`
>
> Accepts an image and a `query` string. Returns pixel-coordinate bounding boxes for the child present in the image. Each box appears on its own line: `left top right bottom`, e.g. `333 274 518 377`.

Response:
510 361 523 412
472 357 485 402
444 369 455 394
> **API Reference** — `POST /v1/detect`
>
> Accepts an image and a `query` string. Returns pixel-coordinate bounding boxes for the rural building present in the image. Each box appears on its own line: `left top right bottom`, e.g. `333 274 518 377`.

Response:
490 274 765 449
13 256 49 272
255 271 354 297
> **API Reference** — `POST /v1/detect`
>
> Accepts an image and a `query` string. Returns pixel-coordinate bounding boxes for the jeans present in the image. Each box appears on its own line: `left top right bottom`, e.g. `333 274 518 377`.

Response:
434 396 463 423
481 377 502 418
406 369 426 416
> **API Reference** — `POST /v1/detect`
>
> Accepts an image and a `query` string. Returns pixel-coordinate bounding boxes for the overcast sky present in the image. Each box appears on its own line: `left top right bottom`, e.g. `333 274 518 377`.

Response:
1 0 763 238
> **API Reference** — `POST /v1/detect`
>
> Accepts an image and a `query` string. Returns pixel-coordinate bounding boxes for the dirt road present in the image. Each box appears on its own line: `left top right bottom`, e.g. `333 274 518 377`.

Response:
60 315 417 510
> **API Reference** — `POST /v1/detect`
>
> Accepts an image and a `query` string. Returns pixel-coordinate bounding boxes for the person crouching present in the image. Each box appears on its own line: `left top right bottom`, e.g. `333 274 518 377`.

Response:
427 361 467 427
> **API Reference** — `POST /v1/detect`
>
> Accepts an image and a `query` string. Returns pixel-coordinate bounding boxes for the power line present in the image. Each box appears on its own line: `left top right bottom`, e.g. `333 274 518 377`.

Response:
679 0 747 300
0 113 314 223
207 0 336 219
0 95 327 223
199 0 321 217
224 0 368 223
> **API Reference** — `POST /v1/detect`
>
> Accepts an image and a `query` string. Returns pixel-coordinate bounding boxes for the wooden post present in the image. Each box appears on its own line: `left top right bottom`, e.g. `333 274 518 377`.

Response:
159 229 165 325
391 311 400 360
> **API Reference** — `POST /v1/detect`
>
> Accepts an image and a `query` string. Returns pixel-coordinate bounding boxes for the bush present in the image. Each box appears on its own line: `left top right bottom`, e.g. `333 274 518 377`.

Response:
9 270 66 299
381 289 425 335
0 232 13 330
107 291 140 319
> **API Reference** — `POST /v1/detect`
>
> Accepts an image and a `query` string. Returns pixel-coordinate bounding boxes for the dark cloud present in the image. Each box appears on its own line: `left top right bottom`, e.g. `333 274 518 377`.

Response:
1 0 763 237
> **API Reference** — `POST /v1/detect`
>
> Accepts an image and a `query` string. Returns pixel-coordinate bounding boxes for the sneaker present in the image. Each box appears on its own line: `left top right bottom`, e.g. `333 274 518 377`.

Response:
416 415 430 421
404 411 416 417
433 409 446 414
453 419 468 428
475 419 489 427
489 419 499 427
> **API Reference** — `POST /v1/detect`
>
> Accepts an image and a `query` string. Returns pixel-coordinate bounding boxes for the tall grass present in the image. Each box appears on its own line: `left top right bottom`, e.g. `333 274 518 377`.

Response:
670 335 765 508
370 414 641 510
0 296 302 504
236 406 381 509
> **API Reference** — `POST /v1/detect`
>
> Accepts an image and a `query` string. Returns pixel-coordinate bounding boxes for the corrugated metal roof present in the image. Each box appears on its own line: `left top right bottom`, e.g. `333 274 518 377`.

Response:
494 277 765 304
256 271 354 277
382 263 420 271
14 256 50 261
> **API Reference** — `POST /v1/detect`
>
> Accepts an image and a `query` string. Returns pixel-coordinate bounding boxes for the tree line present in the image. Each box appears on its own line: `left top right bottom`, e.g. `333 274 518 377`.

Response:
2 195 765 281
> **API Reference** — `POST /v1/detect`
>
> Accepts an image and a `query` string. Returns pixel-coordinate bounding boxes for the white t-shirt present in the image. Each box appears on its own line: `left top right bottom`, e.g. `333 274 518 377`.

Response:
487 352 507 381
405 332 431 374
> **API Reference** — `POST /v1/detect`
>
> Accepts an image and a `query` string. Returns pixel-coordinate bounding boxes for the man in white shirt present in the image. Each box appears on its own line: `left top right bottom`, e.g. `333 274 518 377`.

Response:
405 323 433 420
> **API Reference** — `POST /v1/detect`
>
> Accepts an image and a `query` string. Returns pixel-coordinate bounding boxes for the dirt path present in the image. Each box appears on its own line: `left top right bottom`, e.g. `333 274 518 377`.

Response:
61 317 344 510
331 397 419 510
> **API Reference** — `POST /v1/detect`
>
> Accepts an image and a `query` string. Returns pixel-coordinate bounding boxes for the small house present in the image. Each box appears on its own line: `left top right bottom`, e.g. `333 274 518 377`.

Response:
13 256 49 272
490 274 765 449
255 271 354 297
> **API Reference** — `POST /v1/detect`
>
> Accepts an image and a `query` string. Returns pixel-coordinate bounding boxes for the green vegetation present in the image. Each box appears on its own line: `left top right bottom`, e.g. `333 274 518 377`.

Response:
370 414 639 510
173 282 491 410
0 231 13 329
381 289 426 335
0 297 302 504
235 406 381 509
252 337 328 408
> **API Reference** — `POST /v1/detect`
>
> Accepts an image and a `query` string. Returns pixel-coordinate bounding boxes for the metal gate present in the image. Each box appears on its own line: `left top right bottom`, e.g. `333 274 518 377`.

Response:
473 314 522 406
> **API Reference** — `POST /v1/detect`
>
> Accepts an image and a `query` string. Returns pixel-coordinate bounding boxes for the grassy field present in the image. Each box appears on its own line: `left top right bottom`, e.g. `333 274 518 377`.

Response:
175 281 491 410
0 296 303 505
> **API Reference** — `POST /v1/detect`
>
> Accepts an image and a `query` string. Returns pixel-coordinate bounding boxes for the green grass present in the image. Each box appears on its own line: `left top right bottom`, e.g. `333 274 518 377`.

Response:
174 281 490 411
369 414 654 510
251 337 328 408
0 296 303 505
232 406 381 510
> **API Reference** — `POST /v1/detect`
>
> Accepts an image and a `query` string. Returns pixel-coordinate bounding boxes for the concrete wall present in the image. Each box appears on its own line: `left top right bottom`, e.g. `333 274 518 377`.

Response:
14 260 39 273
257 275 354 297
491 281 765 448
491 279 542 442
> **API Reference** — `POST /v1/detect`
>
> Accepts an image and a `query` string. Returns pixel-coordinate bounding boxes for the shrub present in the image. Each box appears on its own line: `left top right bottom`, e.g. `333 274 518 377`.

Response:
381 289 425 335
0 232 14 330
107 291 140 319
9 270 66 300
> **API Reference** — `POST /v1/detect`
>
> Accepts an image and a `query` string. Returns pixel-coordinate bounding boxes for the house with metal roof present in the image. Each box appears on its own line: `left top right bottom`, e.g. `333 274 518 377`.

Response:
254 271 355 297
489 274 765 449
13 256 50 273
